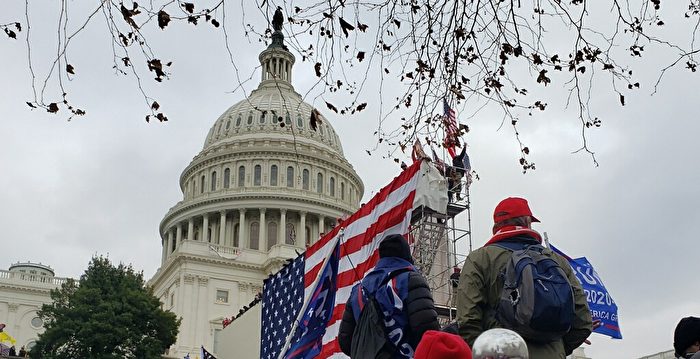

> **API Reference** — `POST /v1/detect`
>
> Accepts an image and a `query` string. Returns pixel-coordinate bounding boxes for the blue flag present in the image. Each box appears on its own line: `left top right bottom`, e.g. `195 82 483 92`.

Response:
284 242 340 358
550 244 622 339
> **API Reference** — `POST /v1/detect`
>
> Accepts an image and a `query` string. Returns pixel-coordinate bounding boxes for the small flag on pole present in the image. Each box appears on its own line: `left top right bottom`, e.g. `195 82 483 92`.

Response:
442 99 459 158
201 346 217 359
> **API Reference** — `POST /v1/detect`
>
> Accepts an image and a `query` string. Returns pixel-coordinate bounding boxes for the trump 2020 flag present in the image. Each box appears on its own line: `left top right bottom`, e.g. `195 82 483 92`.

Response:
284 243 340 358
550 244 622 339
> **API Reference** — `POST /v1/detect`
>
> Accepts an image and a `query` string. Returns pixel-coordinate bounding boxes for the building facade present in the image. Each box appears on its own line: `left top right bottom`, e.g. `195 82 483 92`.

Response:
148 20 364 358
0 262 69 352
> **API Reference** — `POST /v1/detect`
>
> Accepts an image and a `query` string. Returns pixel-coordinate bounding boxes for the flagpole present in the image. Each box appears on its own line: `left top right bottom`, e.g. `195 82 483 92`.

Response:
276 228 344 359
543 231 550 248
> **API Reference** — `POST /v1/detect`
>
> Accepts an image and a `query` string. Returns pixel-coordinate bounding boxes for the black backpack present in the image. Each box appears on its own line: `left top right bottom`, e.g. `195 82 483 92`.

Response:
493 241 575 343
350 269 411 359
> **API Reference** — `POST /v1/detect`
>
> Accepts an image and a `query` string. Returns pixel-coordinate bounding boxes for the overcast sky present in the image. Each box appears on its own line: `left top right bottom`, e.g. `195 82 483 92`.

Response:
1 1 699 358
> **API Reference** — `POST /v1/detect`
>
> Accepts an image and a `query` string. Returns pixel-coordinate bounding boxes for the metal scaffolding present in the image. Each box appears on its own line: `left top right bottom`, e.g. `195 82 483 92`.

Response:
410 177 472 325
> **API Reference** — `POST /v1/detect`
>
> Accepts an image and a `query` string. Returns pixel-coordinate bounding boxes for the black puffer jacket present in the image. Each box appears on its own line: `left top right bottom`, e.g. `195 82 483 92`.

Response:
337 235 440 356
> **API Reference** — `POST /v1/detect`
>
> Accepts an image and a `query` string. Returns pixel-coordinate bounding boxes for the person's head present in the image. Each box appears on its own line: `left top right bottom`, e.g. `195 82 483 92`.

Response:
472 328 528 359
379 234 413 264
414 330 472 359
492 197 540 234
674 316 700 356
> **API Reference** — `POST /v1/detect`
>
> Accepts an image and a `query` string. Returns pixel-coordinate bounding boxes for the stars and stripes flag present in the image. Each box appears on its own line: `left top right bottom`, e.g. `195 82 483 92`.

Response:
442 99 459 158
260 160 447 359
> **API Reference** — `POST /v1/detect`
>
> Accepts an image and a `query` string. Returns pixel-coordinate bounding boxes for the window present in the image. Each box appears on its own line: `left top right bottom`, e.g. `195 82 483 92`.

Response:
236 115 242 126
233 223 240 247
216 290 229 304
270 165 278 186
329 177 336 197
250 222 260 250
302 169 309 190
214 329 222 354
211 171 217 191
286 166 294 188
238 166 245 187
225 120 231 130
170 293 175 307
260 111 266 124
305 226 312 246
224 168 230 188
200 175 205 194
254 165 261 186
297 114 303 128
341 182 345 200
317 173 324 193
247 112 253 125
31 316 43 328
286 223 295 245
267 222 278 250
285 112 291 126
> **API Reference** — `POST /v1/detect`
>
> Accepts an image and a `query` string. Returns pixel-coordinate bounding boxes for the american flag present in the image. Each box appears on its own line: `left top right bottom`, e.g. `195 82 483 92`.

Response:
260 160 446 359
442 99 459 158
200 346 217 359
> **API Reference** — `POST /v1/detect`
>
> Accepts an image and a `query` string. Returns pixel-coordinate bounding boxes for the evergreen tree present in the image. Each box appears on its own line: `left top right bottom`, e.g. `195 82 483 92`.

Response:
30 256 180 359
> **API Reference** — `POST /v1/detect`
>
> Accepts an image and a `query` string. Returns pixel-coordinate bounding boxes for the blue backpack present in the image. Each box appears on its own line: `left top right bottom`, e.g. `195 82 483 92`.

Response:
493 241 575 343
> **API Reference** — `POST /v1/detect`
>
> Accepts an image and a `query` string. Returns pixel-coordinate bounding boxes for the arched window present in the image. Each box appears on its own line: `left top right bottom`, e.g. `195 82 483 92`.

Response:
286 166 294 188
285 112 292 126
238 166 245 187
297 114 304 128
317 173 324 194
225 120 231 130
247 112 253 125
250 222 260 250
211 171 217 191
223 168 230 189
302 169 310 190
286 223 295 245
200 175 205 194
270 165 278 186
254 165 262 186
267 222 278 250
305 226 312 246
341 182 345 200
260 111 266 124
236 116 242 127
233 223 239 247
330 177 336 197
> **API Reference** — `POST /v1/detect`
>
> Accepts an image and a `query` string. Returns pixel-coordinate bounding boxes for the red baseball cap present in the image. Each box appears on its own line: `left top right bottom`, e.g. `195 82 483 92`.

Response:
493 197 540 223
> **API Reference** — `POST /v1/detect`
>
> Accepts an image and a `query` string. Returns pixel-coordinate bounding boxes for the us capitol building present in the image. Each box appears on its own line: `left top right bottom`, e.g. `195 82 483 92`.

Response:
147 15 364 358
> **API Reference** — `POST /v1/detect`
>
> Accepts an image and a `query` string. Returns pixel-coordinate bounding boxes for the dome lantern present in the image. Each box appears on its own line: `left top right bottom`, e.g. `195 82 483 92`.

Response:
258 8 295 90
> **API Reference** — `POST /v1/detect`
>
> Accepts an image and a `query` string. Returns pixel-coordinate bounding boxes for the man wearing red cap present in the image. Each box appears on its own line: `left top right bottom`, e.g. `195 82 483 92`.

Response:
455 197 592 358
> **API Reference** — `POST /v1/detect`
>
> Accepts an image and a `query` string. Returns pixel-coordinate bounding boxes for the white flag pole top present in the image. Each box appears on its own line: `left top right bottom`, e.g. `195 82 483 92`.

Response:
543 231 551 248
276 229 344 359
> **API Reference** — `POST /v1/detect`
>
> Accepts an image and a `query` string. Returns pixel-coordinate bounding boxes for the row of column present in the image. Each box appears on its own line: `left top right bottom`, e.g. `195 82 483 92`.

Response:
161 209 330 263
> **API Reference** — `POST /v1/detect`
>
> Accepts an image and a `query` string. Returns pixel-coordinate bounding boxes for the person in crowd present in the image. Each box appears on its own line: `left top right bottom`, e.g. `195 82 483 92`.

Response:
18 346 26 357
674 316 700 358
456 197 592 358
8 345 16 356
338 234 440 357
414 330 472 359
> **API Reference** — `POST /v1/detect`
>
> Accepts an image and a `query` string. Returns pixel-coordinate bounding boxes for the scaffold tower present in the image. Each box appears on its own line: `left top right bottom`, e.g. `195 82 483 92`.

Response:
410 176 472 324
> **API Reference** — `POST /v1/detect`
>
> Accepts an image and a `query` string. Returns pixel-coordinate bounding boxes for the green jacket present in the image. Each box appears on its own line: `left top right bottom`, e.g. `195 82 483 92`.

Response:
456 237 592 359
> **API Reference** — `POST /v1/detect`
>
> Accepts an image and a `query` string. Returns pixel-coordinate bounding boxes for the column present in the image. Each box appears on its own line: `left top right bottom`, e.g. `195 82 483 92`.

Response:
238 209 246 247
161 236 167 264
318 215 325 238
300 212 307 246
219 211 227 246
279 209 287 245
260 208 267 250
168 230 174 253
202 214 210 243
188 218 195 240
176 223 183 242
